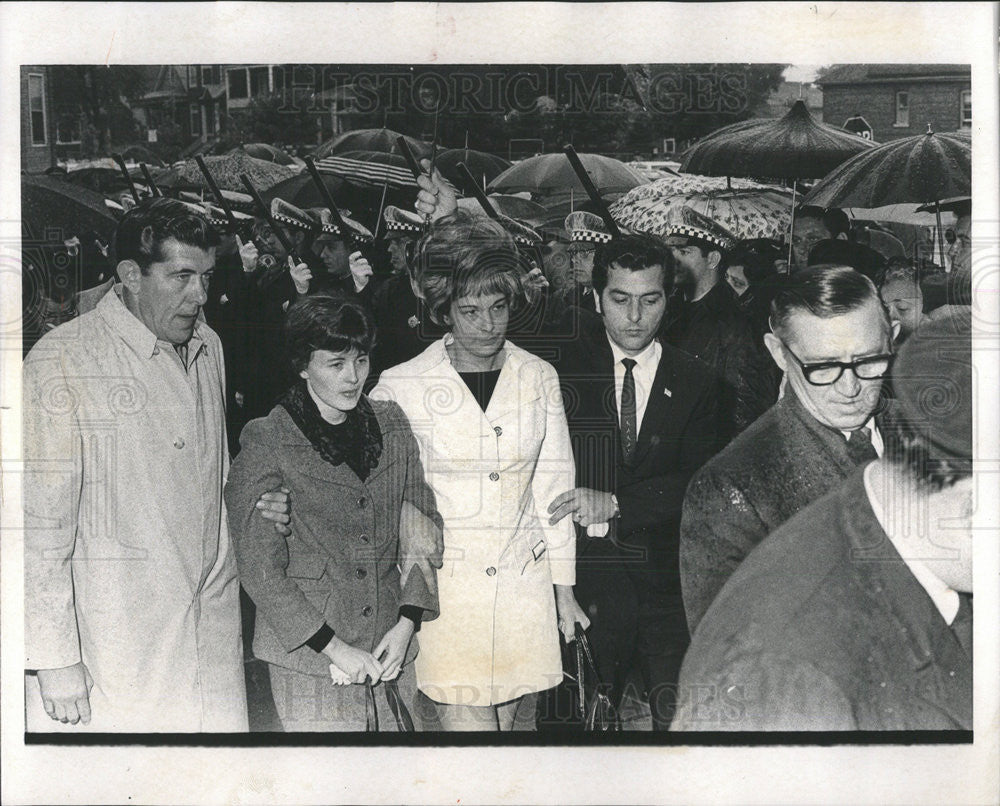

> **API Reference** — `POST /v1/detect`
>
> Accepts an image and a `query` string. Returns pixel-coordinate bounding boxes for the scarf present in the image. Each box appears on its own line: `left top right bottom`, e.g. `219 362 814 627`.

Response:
280 380 382 482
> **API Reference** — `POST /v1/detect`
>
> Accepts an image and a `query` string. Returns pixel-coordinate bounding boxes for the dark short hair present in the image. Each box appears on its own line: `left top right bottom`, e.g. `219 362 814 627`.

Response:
284 294 376 373
113 197 220 274
592 234 674 296
795 205 850 239
413 211 526 325
769 264 890 339
882 407 972 490
731 239 781 283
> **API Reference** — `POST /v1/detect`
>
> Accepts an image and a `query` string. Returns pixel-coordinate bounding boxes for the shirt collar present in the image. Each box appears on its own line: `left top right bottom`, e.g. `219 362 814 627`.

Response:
98 284 208 362
840 416 884 457
863 462 960 624
606 333 660 373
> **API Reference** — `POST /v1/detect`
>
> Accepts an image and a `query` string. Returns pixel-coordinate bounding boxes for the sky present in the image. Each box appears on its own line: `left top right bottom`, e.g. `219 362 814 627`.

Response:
783 64 825 83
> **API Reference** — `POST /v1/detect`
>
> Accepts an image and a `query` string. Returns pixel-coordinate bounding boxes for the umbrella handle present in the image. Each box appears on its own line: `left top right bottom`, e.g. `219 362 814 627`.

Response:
195 156 237 230
303 156 351 234
112 153 141 205
562 145 622 239
457 163 501 220
139 163 162 197
239 173 300 266
397 138 425 181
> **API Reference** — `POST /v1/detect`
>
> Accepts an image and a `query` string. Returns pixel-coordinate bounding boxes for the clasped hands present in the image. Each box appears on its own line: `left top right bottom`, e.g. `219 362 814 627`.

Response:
548 487 617 528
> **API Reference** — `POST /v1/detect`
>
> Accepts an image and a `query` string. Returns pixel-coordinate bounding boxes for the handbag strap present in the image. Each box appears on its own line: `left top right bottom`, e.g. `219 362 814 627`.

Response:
364 680 379 732
384 678 415 732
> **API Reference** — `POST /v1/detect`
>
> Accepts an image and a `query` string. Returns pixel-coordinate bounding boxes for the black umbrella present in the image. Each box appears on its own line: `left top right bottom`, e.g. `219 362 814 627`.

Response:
435 148 511 195
21 174 119 242
121 144 166 168
232 142 297 166
804 128 971 267
312 128 432 160
680 100 877 181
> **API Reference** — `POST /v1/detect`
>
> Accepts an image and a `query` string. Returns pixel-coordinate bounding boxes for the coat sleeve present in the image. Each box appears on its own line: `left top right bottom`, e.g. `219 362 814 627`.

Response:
224 418 327 653
615 370 723 538
391 402 443 622
23 347 84 671
671 651 856 731
728 323 778 436
531 362 577 586
679 464 771 634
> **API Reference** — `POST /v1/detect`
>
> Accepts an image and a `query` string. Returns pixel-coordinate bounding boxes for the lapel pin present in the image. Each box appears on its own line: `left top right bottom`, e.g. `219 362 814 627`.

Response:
663 388 672 397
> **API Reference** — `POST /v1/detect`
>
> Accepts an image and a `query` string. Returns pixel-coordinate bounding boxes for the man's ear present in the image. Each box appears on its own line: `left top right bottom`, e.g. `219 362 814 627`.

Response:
707 250 723 271
763 332 788 372
117 260 142 292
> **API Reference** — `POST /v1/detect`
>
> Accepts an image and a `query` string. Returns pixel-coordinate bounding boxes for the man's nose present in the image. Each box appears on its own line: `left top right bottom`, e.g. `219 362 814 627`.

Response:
627 300 642 323
191 276 209 306
835 366 862 396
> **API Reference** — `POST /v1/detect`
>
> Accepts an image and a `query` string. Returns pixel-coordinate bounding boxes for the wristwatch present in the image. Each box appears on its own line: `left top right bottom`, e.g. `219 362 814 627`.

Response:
610 493 621 518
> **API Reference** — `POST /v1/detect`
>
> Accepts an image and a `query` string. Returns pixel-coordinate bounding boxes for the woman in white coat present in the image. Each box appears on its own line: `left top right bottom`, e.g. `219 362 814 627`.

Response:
373 211 589 731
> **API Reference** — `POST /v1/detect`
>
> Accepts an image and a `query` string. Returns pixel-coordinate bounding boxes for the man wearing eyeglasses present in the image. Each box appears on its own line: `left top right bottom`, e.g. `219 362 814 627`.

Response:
679 265 897 633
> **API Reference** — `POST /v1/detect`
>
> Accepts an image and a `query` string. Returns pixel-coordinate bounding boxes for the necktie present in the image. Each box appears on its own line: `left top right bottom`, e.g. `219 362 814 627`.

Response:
847 426 877 464
620 358 637 462
952 592 973 657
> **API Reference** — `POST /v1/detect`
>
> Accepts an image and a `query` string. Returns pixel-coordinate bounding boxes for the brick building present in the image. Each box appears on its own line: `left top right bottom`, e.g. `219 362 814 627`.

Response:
818 64 971 143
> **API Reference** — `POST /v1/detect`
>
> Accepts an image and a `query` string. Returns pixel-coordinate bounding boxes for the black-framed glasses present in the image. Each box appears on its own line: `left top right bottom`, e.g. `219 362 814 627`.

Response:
781 340 893 386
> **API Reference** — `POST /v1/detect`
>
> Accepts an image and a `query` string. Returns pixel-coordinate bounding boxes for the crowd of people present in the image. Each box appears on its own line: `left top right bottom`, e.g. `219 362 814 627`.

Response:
22 155 974 733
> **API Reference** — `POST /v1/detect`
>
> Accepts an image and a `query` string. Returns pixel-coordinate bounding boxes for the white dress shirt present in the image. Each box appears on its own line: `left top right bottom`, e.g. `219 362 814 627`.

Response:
863 463 960 624
588 336 663 537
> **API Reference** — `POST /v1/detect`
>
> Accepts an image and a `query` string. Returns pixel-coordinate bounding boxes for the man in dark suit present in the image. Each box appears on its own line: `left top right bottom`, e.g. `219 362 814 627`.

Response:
546 234 723 729
680 265 897 632
671 311 973 730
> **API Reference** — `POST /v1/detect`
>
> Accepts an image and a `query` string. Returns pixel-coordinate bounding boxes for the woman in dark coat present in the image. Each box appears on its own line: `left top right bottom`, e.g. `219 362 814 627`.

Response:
225 294 443 731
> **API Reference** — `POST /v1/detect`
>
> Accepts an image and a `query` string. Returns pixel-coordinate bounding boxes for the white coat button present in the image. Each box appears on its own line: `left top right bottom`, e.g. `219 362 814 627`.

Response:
152 347 161 356
173 437 185 449
489 472 499 482
486 567 497 576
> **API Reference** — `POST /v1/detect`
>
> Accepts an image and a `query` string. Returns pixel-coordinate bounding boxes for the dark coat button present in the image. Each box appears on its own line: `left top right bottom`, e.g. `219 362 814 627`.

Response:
359 534 370 543
486 566 497 576
489 472 499 481
362 605 373 616
356 568 367 579
357 497 367 509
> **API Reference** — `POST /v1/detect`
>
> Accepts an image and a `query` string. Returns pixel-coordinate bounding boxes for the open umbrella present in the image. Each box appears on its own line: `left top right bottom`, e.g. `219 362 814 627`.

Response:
21 174 120 242
488 153 647 196
436 149 512 195
312 128 432 160
680 100 877 181
314 149 418 190
156 151 295 193
610 188 793 241
803 128 971 267
232 143 297 166
616 173 779 205
457 194 548 226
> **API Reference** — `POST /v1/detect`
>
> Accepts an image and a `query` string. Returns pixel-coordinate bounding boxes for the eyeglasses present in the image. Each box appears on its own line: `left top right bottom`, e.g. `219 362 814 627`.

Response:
781 340 893 386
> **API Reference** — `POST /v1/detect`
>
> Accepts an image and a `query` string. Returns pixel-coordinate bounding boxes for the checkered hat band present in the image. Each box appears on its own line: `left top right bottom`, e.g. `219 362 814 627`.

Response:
385 220 422 233
571 230 613 243
668 224 728 249
273 211 312 231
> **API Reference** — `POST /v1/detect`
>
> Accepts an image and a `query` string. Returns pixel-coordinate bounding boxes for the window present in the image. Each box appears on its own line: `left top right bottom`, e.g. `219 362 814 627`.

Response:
249 66 270 97
202 66 220 85
28 72 47 145
961 90 971 128
227 68 249 99
190 104 201 136
187 66 197 87
894 91 909 127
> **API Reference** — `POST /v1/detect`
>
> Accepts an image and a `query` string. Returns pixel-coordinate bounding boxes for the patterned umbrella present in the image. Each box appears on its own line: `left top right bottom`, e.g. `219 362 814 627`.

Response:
312 128 432 160
610 188 793 241
156 151 295 193
616 173 779 206
488 153 647 196
680 100 877 181
232 143 297 166
802 129 971 208
435 149 512 195
314 150 417 189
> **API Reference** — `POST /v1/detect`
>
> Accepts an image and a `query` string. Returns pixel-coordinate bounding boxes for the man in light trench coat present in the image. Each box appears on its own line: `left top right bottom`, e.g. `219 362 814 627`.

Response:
23 198 287 732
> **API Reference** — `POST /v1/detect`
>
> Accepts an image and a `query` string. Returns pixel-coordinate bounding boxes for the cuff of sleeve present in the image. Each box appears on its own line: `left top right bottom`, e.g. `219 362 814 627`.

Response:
587 522 610 538
399 605 423 632
305 622 335 653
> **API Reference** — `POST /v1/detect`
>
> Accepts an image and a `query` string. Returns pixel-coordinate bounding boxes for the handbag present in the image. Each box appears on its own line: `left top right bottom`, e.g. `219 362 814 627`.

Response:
364 678 415 732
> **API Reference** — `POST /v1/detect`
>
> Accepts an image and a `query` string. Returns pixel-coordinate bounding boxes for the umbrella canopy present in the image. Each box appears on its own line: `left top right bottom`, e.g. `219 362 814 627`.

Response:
435 149 512 195
680 100 877 181
802 129 971 208
120 145 166 167
21 174 120 241
456 194 549 226
611 188 793 241
315 150 418 190
156 151 295 193
61 167 150 196
232 143 297 166
488 153 647 196
616 173 780 206
312 128 432 160
844 203 954 227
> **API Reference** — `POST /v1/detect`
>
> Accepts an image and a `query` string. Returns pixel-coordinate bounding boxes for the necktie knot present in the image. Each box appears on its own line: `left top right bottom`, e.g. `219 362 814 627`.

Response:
622 358 637 372
847 426 877 464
